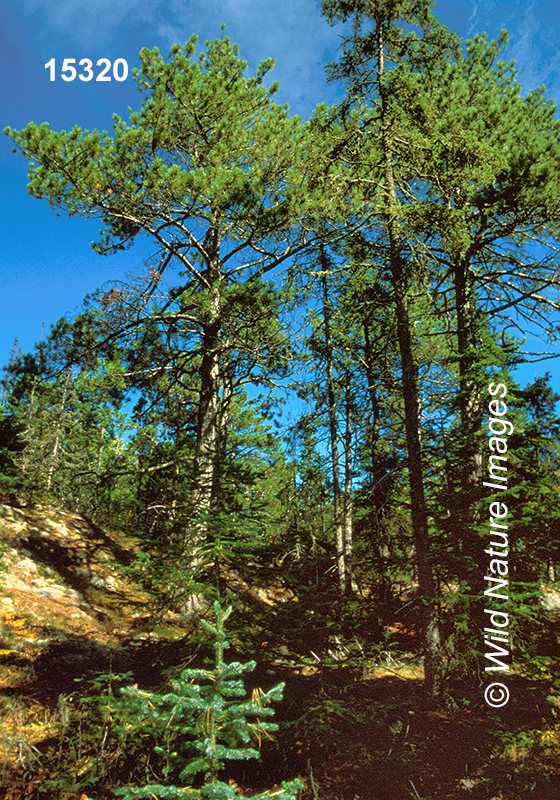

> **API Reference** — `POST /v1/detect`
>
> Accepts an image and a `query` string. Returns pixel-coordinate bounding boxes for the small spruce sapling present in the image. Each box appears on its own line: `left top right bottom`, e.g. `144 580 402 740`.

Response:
115 602 302 800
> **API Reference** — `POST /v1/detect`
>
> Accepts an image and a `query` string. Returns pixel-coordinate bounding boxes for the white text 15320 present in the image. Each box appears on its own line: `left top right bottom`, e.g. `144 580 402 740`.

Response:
45 58 128 82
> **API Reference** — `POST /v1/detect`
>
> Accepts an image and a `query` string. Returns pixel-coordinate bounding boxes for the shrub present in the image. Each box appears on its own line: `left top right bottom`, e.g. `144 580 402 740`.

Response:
115 602 302 800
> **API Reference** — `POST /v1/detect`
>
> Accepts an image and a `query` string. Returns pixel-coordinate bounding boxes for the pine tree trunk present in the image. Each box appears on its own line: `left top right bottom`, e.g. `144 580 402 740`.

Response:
377 18 441 698
185 278 222 605
454 253 485 628
47 369 71 491
343 364 357 592
193 323 220 529
321 267 347 594
212 367 233 518
363 320 392 600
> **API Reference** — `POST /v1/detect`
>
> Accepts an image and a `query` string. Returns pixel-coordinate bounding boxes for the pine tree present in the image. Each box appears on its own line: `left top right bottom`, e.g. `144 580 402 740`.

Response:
115 603 302 800
402 29 560 635
5 33 314 578
321 0 458 697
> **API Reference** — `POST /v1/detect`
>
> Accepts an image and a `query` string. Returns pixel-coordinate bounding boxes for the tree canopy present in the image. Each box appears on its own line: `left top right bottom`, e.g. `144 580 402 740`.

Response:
4 12 560 713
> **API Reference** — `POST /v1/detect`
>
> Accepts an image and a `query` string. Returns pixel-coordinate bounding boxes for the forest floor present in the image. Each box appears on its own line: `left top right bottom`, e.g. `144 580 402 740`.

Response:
1 503 560 800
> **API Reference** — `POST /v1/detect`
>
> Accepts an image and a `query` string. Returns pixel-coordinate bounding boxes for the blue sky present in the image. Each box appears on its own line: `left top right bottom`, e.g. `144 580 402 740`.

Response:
2 0 560 394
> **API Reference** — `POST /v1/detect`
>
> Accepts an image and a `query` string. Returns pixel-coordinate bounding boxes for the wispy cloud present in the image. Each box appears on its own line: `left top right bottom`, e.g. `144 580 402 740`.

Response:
506 5 560 102
157 0 344 113
19 0 343 116
21 0 156 45
465 0 560 103
466 0 517 39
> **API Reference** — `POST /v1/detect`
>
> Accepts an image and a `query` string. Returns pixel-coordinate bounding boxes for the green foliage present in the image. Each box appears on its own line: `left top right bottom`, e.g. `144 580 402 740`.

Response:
35 670 143 797
115 603 301 800
4 0 560 718
0 407 24 501
4 9 560 800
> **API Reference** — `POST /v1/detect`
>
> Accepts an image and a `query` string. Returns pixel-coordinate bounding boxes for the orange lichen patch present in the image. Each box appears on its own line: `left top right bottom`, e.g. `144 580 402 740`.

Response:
0 503 148 636
369 663 424 680
220 564 297 607
4 590 118 646
387 621 415 636
0 695 59 759
0 607 38 655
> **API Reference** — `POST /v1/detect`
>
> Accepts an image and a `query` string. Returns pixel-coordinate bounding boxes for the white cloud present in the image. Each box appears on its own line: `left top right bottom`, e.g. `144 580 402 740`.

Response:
463 0 560 103
465 0 516 39
20 0 342 116
21 0 155 45
506 6 560 103
155 0 343 113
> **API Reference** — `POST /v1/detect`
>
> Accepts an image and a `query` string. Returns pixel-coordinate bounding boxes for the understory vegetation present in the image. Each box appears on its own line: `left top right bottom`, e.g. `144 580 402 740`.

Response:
3 0 560 797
